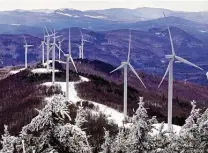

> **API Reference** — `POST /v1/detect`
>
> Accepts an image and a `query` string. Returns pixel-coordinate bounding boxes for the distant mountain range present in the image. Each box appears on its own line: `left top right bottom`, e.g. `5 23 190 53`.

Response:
0 27 207 85
0 8 207 43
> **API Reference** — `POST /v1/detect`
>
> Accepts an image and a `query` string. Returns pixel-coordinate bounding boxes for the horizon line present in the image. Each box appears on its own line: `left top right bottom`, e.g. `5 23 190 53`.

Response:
0 7 207 13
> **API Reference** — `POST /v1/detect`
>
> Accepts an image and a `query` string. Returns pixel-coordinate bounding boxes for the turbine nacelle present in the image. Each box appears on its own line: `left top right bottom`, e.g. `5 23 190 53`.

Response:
24 45 33 48
165 55 175 59
121 61 129 65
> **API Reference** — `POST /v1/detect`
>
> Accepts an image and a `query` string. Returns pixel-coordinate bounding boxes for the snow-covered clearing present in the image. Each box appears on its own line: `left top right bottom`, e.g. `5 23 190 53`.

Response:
151 123 181 136
32 68 59 74
9 68 25 74
41 75 126 126
84 15 107 19
56 12 72 17
41 74 182 130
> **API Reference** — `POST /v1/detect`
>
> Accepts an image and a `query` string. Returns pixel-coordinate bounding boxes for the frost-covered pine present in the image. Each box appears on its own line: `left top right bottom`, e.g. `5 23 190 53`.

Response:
197 107 208 152
111 128 127 153
0 125 17 153
176 101 201 152
75 105 87 128
150 122 171 153
54 123 91 153
15 94 91 153
126 97 157 153
100 129 112 153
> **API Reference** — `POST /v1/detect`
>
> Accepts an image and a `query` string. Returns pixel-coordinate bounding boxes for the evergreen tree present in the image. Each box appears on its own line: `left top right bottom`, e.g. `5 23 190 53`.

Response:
197 108 208 152
75 105 87 128
111 128 127 153
100 129 112 153
0 125 17 153
176 101 202 153
126 97 157 153
4 95 91 153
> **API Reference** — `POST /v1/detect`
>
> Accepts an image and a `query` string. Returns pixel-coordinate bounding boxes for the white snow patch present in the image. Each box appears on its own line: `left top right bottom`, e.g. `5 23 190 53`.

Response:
150 123 181 136
199 30 207 33
155 32 161 35
41 75 126 126
56 12 72 17
79 76 90 82
84 15 107 19
10 24 21 26
56 12 80 18
206 72 208 79
32 68 59 74
9 68 25 74
89 101 124 126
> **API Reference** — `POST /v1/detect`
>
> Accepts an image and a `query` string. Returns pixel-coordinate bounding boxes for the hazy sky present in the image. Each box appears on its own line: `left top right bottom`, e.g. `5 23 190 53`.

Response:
0 0 207 12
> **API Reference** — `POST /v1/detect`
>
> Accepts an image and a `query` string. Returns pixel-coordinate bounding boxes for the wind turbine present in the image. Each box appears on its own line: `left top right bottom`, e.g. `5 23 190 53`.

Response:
79 29 89 59
44 26 53 70
23 35 33 69
110 30 146 117
64 28 77 100
51 27 62 84
58 38 65 61
38 28 46 65
76 44 82 59
158 12 203 132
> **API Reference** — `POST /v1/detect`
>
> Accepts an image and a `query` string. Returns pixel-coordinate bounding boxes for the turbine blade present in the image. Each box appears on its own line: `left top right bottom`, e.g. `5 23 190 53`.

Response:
43 27 46 41
69 28 71 54
127 30 131 62
158 62 171 88
55 44 65 55
83 39 90 42
69 56 78 73
23 35 27 45
44 25 49 35
38 44 42 49
58 60 66 64
110 63 125 74
163 12 175 55
168 27 175 55
79 28 83 37
61 37 65 43
175 56 203 71
128 63 146 89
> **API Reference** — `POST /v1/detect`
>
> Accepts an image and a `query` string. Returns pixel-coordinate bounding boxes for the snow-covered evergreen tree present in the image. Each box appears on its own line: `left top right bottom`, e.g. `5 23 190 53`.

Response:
75 105 87 128
111 128 127 153
150 122 172 153
197 107 208 152
100 129 112 153
126 97 157 153
176 101 202 152
3 94 91 153
0 125 17 153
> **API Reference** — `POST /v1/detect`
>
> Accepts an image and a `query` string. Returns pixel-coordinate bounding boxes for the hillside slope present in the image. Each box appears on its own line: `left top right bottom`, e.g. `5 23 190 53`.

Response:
0 60 207 136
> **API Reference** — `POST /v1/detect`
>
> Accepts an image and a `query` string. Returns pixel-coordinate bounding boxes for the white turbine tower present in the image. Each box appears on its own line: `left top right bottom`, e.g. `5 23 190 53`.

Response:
79 29 89 59
44 26 53 70
38 28 47 65
76 44 82 59
110 30 146 117
158 12 203 132
51 27 62 84
23 35 33 69
64 28 78 100
58 38 65 61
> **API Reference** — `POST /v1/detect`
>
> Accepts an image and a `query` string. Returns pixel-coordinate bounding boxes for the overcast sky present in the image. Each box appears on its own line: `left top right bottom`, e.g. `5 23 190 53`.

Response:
0 0 207 12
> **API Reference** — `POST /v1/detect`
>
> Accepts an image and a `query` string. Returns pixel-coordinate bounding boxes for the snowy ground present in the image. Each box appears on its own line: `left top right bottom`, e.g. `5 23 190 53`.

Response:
41 75 125 126
32 68 59 74
41 72 182 131
9 68 25 74
151 123 181 136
